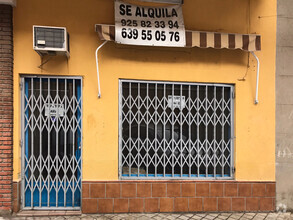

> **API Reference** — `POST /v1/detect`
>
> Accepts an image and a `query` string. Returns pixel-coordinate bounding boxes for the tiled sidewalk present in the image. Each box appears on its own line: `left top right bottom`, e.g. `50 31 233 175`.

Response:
1 212 292 219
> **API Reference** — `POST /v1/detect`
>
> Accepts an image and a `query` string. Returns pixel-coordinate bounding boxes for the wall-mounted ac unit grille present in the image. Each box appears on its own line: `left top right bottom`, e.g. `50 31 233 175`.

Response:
34 27 65 48
33 25 70 57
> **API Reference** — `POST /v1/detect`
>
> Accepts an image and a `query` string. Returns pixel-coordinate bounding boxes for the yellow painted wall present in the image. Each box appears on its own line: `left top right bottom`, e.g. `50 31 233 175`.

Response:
13 0 276 181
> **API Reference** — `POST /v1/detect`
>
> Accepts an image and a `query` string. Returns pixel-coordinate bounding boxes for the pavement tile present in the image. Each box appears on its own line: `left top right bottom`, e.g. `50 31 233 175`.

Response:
196 213 208 217
129 214 140 218
284 212 291 217
155 215 164 219
239 216 252 220
266 213 279 219
228 217 241 220
234 213 245 217
169 215 180 220
142 213 156 218
4 212 293 220
204 214 216 220
266 217 279 220
217 215 230 220
208 213 219 217
152 213 163 218
177 215 190 220
167 215 176 220
165 217 174 220
191 216 203 220
227 215 239 220
104 214 115 218
227 217 238 220
124 216 137 220
252 215 266 220
220 213 233 217
167 214 179 219
110 215 123 220
243 213 256 217
228 214 245 220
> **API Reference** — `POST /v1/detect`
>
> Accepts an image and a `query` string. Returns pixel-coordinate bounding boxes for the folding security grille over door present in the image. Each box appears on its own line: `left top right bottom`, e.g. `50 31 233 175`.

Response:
119 80 234 179
21 76 82 209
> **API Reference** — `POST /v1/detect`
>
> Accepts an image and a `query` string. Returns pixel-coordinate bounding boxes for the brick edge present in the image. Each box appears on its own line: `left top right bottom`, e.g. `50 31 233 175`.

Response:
0 4 13 214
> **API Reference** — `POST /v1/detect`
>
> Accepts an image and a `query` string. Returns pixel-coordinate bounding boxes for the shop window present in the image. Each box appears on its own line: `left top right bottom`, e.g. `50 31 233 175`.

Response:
119 80 234 179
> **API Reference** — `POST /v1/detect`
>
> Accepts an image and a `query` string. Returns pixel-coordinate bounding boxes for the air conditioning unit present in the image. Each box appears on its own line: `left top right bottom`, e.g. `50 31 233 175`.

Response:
33 25 70 57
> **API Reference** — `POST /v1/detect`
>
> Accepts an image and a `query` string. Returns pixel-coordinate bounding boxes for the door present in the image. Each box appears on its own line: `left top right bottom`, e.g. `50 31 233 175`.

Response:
21 76 82 209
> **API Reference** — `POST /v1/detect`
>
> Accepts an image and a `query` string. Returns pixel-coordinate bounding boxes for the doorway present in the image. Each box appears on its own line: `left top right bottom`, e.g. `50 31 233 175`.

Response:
21 76 82 209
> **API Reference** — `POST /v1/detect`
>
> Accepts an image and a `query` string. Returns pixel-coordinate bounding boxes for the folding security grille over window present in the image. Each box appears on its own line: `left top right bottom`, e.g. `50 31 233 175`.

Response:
21 76 82 209
119 80 234 179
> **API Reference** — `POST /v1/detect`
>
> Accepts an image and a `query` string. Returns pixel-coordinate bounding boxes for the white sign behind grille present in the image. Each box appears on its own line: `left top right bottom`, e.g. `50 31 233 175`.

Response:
168 95 186 109
115 0 186 47
45 104 65 117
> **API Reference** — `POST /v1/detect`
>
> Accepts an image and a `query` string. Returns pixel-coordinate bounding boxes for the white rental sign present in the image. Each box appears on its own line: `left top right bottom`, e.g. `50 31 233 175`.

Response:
45 104 65 117
168 95 186 110
115 0 186 47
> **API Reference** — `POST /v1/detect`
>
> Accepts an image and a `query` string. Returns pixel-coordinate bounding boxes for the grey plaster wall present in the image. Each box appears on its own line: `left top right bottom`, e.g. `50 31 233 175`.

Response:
276 0 293 212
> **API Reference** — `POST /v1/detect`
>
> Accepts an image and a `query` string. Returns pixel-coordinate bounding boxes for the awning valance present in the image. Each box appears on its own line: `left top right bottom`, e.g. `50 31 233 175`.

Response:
95 24 261 52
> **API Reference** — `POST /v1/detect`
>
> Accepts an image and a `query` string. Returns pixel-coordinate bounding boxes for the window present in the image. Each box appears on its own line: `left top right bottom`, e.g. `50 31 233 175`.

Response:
119 80 234 179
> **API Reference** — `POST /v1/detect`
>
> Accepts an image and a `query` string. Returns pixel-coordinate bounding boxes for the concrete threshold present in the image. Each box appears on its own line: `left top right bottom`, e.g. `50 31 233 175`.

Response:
15 210 81 217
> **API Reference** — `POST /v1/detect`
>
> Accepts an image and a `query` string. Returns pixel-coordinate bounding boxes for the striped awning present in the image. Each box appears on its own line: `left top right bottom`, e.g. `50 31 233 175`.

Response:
95 24 261 52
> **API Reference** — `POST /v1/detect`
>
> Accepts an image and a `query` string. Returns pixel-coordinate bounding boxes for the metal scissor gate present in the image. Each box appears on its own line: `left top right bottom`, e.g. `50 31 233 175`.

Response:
119 80 234 179
21 76 82 209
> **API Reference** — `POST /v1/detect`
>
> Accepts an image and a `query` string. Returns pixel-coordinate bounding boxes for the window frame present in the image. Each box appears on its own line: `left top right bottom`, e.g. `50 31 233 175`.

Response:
118 79 235 180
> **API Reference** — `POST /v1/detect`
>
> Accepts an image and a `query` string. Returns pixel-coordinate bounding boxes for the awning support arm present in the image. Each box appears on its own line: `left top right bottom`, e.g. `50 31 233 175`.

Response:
95 41 108 98
251 51 260 105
